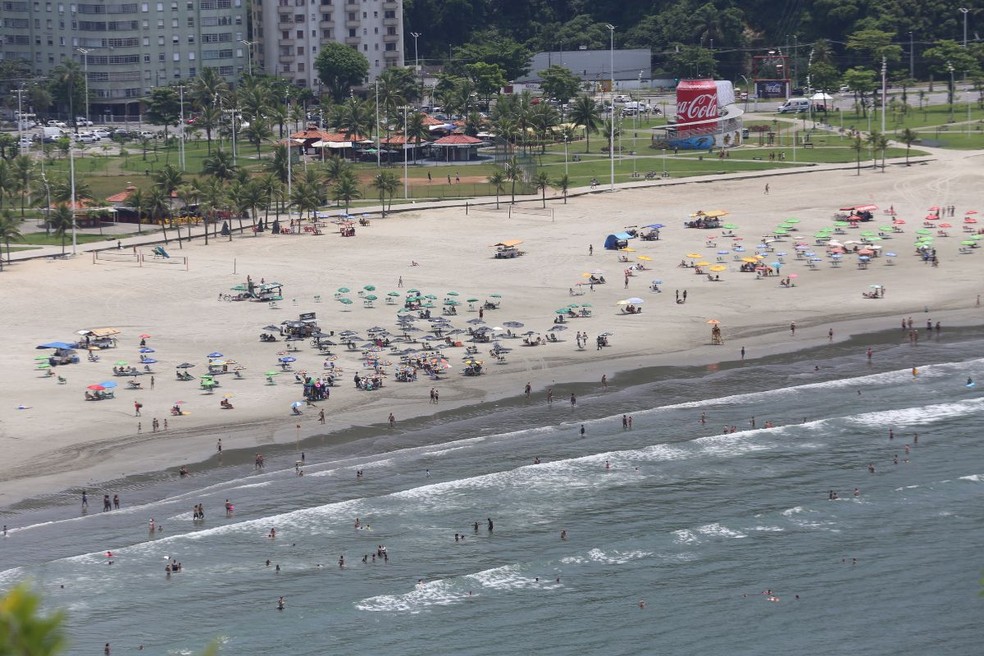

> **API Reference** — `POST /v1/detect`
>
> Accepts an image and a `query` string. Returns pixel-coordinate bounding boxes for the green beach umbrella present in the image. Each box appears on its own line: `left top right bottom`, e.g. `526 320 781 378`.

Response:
446 291 459 296
961 239 976 245
387 291 400 297
723 223 739 229
407 288 420 294
915 228 931 235
879 225 894 232
115 360 128 366
490 293 502 298
337 287 350 293
365 294 378 301
36 363 51 369
34 355 50 360
339 297 353 305
555 309 568 314
363 285 376 291
834 221 849 227
773 227 789 234
424 294 437 300
466 297 480 303
423 302 436 308
581 303 592 307
785 218 800 223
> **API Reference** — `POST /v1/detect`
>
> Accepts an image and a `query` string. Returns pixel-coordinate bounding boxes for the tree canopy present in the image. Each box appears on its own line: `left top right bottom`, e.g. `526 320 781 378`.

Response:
315 42 370 101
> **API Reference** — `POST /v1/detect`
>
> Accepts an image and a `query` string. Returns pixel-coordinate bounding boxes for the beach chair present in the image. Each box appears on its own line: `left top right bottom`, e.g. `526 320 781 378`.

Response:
57 375 67 384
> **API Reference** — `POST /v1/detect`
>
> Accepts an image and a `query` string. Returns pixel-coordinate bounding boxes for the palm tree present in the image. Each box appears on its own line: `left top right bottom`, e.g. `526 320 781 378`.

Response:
12 155 33 216
371 170 400 215
322 156 352 186
154 164 184 197
48 204 74 255
534 172 551 208
194 176 227 244
850 135 865 176
865 130 882 170
191 67 229 112
0 160 13 210
197 104 223 154
333 97 373 141
0 209 24 270
127 187 146 234
242 179 266 233
146 186 172 239
529 103 560 154
569 95 601 153
487 170 506 209
601 117 621 154
899 128 918 166
226 179 253 236
331 170 362 213
404 111 429 162
0 585 66 656
202 149 237 181
255 172 279 223
242 116 274 157
503 158 521 204
555 173 571 204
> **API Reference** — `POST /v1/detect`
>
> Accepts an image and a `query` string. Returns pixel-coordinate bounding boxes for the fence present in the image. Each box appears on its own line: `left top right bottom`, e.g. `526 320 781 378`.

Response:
91 249 188 270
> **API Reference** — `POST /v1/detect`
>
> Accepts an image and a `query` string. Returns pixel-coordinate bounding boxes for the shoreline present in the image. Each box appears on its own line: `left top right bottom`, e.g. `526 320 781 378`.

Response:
2 152 983 512
3 314 981 517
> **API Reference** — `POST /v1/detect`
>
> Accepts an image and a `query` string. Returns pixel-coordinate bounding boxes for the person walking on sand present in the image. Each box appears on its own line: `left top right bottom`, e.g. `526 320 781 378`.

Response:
790 321 796 336
388 413 395 428
764 183 769 195
601 374 608 390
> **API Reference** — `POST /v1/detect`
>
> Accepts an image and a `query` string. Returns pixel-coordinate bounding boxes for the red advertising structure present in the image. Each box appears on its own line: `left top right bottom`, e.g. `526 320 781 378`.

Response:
752 52 790 99
664 79 742 150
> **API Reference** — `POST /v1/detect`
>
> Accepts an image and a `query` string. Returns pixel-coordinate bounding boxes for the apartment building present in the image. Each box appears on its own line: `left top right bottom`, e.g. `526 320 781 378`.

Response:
251 0 404 89
0 0 249 116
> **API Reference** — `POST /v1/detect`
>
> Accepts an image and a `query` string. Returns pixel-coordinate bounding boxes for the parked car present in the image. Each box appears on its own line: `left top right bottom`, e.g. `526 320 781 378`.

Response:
75 117 94 127
777 98 810 114
46 120 67 128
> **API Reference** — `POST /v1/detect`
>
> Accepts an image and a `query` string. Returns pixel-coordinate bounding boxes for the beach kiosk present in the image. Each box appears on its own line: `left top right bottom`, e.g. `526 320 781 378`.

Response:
492 240 524 258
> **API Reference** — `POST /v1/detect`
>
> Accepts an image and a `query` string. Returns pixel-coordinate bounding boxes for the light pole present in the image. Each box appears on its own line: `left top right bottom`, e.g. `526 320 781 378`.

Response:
959 8 969 47
286 97 292 220
241 40 253 76
76 48 90 125
739 74 751 112
606 23 615 193
909 31 914 80
409 32 422 104
374 79 381 168
880 56 887 135
403 104 409 200
947 62 955 123
177 84 186 171
15 86 25 153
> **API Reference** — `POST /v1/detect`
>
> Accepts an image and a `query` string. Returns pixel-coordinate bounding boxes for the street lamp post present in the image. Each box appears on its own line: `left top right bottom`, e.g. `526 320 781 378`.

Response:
177 85 186 171
947 62 955 123
241 40 253 76
959 8 970 47
76 48 90 125
403 105 409 200
909 31 914 80
880 57 887 135
374 80 381 168
605 23 615 193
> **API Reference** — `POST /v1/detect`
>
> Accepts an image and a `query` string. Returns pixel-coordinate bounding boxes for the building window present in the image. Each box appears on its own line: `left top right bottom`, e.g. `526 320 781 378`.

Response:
173 52 179 61
296 29 302 37
172 35 178 43
171 18 177 27
144 54 150 62
156 2 162 9
296 46 302 55
297 62 304 71
348 28 354 37
157 35 164 44
189 66 196 76
188 52 195 59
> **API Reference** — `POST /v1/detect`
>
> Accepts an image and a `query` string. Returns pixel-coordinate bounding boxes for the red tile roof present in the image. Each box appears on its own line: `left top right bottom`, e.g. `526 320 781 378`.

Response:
433 134 482 145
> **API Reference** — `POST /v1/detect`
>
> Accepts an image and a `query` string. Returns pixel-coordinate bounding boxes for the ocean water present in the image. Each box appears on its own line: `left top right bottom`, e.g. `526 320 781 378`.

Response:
1 328 983 655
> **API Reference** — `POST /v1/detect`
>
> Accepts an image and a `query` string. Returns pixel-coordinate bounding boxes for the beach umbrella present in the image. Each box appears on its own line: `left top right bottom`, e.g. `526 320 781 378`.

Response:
788 273 799 279
424 294 438 300
503 321 524 328
722 223 738 230
387 291 401 297
706 319 721 325
626 297 645 304
466 297 480 303
695 260 710 266
834 221 849 227
33 355 50 361
365 294 378 301
885 252 897 258
580 303 592 307
938 222 953 228
549 325 568 332
363 285 376 292
709 264 727 272
960 239 976 245
87 384 106 391
176 362 195 369
139 347 155 353
36 363 51 369
444 299 460 306
915 228 931 235
637 255 653 261
879 225 894 232
264 370 280 377
139 333 152 339
337 287 350 293
467 318 485 325
446 291 459 296
207 352 223 359
773 228 789 235
339 298 353 305
651 280 663 285
489 294 502 298
99 381 118 389
964 217 977 224
279 356 296 363
785 218 800 224
685 252 702 259
893 219 906 225
555 308 569 314
141 358 158 365
291 401 304 409
115 360 128 366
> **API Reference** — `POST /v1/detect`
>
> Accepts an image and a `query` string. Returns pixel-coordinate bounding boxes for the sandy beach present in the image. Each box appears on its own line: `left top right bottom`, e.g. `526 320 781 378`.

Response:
2 148 983 507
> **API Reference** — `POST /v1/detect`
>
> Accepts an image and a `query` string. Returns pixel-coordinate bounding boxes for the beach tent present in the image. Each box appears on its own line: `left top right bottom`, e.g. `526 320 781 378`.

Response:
37 341 75 349
604 232 634 250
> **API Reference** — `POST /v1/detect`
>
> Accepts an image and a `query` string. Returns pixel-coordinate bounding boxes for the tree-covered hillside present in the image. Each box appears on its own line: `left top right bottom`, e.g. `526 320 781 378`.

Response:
405 0 982 81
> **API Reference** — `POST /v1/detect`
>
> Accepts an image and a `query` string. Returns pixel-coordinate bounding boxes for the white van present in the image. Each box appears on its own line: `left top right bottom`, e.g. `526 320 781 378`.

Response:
777 98 810 114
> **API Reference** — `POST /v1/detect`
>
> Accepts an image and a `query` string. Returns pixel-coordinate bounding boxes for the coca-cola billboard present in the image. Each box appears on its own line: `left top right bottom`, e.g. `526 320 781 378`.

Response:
676 79 719 130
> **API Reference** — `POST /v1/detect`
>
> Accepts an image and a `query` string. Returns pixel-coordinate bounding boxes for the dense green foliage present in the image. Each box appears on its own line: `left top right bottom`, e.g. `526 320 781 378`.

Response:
405 0 984 80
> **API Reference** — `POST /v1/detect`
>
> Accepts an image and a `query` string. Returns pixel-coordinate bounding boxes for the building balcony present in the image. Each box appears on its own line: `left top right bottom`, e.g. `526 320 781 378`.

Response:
383 33 400 44
278 54 296 63
383 17 398 27
382 0 398 9
345 19 360 28
344 36 360 46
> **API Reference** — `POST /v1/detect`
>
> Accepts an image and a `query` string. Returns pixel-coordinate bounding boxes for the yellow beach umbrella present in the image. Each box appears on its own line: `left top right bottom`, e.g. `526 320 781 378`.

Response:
686 252 703 259
637 255 653 261
742 257 759 263
695 260 711 267
709 264 727 272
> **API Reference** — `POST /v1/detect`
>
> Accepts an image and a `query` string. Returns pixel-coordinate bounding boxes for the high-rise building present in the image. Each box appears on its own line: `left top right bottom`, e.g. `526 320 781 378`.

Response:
251 0 404 89
0 0 249 117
